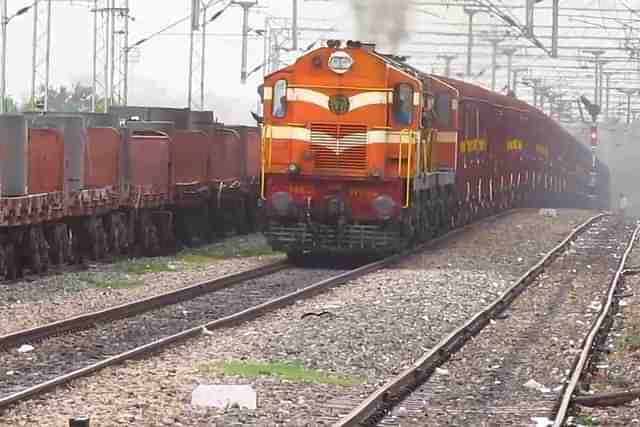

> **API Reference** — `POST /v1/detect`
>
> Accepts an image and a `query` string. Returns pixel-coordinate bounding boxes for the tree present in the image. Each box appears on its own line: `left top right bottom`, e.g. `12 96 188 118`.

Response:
4 96 18 112
28 82 102 112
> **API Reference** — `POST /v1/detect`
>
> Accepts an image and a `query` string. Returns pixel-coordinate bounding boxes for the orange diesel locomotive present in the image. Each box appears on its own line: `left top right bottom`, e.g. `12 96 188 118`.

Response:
260 40 607 256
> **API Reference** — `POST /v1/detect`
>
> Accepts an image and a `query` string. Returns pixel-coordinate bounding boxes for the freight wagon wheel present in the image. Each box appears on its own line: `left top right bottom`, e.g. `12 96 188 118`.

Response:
0 242 6 278
37 226 49 274
48 225 62 265
88 219 101 261
235 199 250 236
4 242 18 280
27 227 45 274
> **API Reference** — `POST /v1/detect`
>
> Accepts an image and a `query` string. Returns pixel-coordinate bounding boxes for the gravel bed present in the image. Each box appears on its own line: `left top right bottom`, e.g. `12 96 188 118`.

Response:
379 216 633 427
0 209 597 426
573 236 640 426
0 266 344 401
0 234 283 336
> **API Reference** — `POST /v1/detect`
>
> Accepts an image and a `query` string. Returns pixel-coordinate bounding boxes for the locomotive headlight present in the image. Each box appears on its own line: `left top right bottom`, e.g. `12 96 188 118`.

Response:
373 195 395 220
328 51 353 74
288 162 301 175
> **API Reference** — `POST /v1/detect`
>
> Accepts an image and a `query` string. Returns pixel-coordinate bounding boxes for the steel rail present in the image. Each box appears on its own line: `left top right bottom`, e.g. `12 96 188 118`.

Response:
552 222 640 427
333 212 606 427
0 260 290 351
0 209 519 411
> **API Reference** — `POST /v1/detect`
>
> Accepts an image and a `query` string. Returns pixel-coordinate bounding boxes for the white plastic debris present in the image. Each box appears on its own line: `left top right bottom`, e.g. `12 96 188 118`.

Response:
524 379 551 393
589 301 602 311
392 406 408 417
435 368 449 376
531 417 553 427
6 371 15 376
191 385 257 409
539 209 558 217
17 344 34 353
201 326 215 336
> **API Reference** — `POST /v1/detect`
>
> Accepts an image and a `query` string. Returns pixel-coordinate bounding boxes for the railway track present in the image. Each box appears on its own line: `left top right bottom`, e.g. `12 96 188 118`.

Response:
0 212 508 412
329 213 637 427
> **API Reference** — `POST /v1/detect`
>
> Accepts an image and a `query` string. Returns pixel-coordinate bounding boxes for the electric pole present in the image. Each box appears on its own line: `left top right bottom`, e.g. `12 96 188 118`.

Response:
234 1 257 84
292 0 298 51
92 0 130 112
31 0 52 110
488 37 502 91
437 54 456 77
617 88 636 125
463 7 481 77
551 0 559 57
1 0 7 113
502 47 517 92
584 49 604 108
512 67 527 97
603 71 613 119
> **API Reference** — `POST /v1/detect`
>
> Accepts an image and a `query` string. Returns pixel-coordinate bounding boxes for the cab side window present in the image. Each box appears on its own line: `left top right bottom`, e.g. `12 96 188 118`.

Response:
394 83 414 126
434 93 451 127
272 79 288 118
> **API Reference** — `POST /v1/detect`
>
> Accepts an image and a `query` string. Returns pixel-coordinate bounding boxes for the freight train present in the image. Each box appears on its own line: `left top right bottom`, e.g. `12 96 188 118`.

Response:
0 107 260 279
259 40 610 258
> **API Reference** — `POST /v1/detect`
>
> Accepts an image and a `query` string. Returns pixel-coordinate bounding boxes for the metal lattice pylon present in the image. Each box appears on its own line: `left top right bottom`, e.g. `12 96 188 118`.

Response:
30 0 52 110
188 1 207 110
92 0 129 112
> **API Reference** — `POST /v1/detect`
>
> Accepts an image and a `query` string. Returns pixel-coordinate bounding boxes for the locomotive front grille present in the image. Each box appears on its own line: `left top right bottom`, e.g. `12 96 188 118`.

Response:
310 123 367 175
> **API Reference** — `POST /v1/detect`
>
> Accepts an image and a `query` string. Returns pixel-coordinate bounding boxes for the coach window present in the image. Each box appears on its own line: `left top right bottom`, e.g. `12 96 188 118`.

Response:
394 83 414 125
272 79 288 118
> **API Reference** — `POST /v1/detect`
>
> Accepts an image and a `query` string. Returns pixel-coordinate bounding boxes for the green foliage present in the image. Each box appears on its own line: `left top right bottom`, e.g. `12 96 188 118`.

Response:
27 82 104 112
199 360 359 386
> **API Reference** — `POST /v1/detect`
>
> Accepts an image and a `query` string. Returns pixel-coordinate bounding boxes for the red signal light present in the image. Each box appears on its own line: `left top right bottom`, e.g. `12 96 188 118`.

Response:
590 126 598 146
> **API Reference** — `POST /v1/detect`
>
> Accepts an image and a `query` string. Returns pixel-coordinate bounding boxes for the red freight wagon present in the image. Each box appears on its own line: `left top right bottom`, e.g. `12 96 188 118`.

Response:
127 130 170 206
172 130 210 205
28 128 65 194
85 127 120 189
208 126 260 235
125 128 174 255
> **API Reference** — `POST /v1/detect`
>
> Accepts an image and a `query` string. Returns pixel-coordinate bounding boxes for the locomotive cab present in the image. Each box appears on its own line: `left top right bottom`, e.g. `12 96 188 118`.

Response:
260 41 458 256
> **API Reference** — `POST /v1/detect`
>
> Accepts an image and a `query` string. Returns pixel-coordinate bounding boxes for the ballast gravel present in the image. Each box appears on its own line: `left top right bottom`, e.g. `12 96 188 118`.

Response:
0 209 596 426
0 234 282 336
574 237 640 426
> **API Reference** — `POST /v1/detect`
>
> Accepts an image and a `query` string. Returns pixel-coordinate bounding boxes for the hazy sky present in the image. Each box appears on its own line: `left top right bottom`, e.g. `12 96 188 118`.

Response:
3 0 354 122
3 0 633 123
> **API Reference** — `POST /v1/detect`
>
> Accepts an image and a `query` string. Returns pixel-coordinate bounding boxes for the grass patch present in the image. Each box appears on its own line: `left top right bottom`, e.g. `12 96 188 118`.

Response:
79 273 144 289
198 360 359 386
178 245 277 264
574 415 597 426
119 259 177 275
